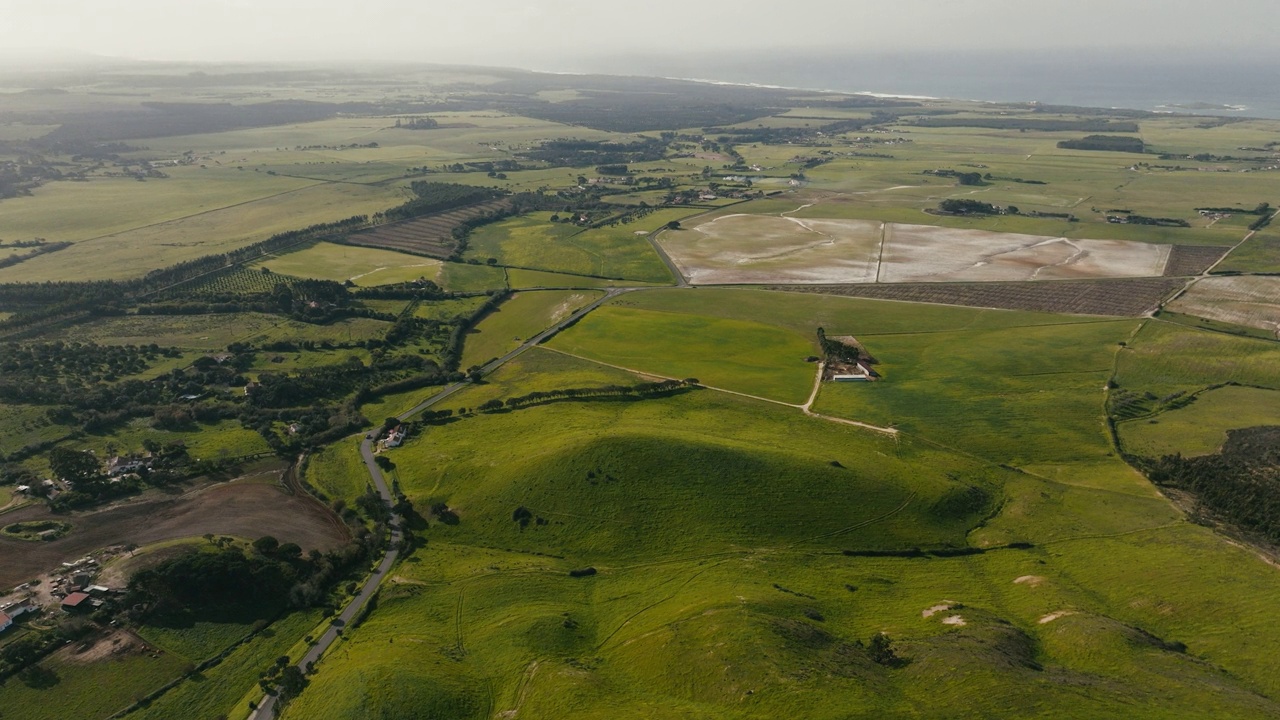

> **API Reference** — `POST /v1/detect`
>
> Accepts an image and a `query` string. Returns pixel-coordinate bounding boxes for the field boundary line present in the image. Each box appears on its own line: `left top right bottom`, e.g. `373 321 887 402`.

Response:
540 347 900 435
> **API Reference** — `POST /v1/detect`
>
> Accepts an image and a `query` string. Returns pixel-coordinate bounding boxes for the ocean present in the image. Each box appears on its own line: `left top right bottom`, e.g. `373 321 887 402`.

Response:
561 50 1280 119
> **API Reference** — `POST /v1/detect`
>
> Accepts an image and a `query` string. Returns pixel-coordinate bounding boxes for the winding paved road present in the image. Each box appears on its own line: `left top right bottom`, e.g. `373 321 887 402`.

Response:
249 288 631 718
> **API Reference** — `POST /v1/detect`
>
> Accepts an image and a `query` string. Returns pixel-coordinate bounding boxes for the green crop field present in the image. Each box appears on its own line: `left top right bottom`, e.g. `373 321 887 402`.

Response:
0 644 188 720
464 212 676 282
547 304 818 404
438 262 507 292
251 242 442 286
460 290 604 369
1216 234 1280 273
1118 385 1280 458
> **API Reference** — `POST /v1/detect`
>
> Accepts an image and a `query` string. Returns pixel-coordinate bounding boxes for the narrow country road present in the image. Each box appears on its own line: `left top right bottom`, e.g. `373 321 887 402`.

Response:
249 287 630 718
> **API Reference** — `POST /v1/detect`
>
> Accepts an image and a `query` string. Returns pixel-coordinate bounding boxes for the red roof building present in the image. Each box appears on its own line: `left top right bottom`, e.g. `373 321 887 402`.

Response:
61 592 91 610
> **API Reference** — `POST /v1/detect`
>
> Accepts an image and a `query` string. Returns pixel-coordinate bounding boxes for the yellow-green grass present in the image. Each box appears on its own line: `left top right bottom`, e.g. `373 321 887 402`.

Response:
547 305 817 405
1115 320 1280 400
464 212 674 282
0 486 12 507
0 403 73 456
461 290 604 369
356 387 446 434
71 418 271 463
814 319 1139 471
0 644 188 720
1118 385 1280 458
430 346 644 415
413 295 490 321
438 262 507 292
611 287 1094 337
385 388 1000 563
1216 234 1280 273
250 241 441 286
290 391 1280 718
506 268 669 289
0 174 406 283
305 440 376 509
248 347 372 376
40 313 390 351
132 610 323 720
0 168 314 243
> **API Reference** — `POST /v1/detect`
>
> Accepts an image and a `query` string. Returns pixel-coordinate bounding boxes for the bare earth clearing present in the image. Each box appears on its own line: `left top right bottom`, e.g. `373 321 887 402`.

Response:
664 215 1173 285
879 224 1171 283
1167 276 1280 336
664 214 882 284
0 470 347 588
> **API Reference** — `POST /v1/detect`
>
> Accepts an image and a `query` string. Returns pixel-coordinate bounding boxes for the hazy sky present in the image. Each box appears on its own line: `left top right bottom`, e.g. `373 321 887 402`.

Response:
0 0 1271 66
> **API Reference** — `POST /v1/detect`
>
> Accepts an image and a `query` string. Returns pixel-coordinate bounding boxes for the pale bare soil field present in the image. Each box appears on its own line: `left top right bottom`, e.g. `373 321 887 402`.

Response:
878 224 1172 283
1167 276 1280 335
667 215 1172 285
662 214 883 284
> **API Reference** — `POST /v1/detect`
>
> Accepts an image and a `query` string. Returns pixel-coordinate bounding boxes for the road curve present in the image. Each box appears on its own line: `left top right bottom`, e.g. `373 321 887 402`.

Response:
250 287 628 718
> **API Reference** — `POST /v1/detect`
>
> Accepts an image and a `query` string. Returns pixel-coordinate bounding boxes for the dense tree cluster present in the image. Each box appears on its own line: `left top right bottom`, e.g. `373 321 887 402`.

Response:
1142 427 1280 544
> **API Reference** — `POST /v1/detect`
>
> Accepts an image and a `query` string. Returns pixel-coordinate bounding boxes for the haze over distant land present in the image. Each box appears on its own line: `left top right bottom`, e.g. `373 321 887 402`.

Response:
0 0 1273 64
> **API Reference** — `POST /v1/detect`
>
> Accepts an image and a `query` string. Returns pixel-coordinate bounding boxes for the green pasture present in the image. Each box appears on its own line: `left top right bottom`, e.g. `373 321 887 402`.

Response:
429 347 643 416
1118 385 1280 458
71 418 271 462
813 319 1140 475
305 441 376 510
0 403 72 457
1115 320 1280 400
506 268 667 289
547 305 817 404
438 262 507 292
251 242 441 286
133 610 323 720
0 174 406 283
286 389 1280 719
1216 234 1280 273
0 645 188 720
413 295 491 322
464 212 675 282
460 290 603 369
611 288 1093 337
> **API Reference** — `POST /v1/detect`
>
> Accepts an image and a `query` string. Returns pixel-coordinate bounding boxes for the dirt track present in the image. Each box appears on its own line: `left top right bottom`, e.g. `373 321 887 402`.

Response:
0 473 348 588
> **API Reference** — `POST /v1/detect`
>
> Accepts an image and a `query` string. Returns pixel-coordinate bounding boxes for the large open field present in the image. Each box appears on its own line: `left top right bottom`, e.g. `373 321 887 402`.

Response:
250 241 442 286
460 290 605 369
1165 275 1280 336
465 211 678 283
6 64 1280 720
664 214 1174 285
1118 385 1280 458
280 380 1280 719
